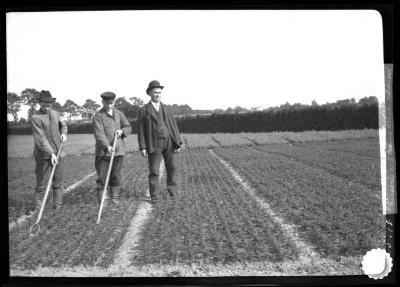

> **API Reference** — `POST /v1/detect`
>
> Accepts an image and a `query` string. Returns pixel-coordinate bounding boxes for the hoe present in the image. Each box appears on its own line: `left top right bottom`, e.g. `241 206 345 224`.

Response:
29 141 64 236
95 132 118 225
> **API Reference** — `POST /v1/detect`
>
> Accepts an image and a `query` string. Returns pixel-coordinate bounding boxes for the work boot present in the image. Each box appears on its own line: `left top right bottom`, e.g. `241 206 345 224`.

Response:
167 188 175 198
96 187 103 205
53 188 63 210
110 186 121 204
96 186 110 205
34 191 45 210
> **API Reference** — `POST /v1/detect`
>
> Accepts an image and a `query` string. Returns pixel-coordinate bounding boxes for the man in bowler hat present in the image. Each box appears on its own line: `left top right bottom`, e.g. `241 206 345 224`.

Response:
138 80 183 203
92 92 132 204
30 90 67 211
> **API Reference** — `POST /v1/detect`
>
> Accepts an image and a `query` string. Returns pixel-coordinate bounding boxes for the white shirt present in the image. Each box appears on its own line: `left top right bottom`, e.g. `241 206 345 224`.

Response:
151 101 160 112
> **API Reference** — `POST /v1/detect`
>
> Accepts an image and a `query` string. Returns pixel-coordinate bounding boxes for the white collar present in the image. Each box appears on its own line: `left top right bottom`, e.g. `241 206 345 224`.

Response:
151 101 160 111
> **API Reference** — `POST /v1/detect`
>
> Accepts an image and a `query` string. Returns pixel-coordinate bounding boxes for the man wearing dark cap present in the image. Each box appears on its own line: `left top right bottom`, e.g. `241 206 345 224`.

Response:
138 80 183 203
30 90 67 211
92 92 132 204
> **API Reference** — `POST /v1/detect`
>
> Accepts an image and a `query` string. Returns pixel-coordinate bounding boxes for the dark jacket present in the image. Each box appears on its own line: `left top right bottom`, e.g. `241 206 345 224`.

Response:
138 102 182 153
92 107 132 156
31 109 67 159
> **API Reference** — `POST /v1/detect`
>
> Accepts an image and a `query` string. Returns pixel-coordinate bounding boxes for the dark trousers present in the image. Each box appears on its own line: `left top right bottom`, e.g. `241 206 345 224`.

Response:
148 136 178 199
34 157 65 208
95 155 124 200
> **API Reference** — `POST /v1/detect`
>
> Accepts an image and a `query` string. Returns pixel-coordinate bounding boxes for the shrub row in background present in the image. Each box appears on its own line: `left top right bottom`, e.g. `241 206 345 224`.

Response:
176 104 378 133
8 103 378 135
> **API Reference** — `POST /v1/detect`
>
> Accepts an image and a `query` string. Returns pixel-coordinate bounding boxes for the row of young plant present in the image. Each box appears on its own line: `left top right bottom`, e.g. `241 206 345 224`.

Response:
307 138 381 158
9 153 149 270
182 129 378 149
8 129 379 158
258 140 382 190
7 134 140 158
278 129 378 143
8 155 96 222
213 146 386 257
182 133 220 149
132 149 298 265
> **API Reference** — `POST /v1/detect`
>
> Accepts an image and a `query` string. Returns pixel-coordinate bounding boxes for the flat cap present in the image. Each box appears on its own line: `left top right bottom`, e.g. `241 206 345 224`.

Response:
100 91 116 101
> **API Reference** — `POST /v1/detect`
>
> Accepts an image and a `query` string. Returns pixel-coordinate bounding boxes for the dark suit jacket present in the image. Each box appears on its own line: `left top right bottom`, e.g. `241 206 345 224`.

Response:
138 102 182 153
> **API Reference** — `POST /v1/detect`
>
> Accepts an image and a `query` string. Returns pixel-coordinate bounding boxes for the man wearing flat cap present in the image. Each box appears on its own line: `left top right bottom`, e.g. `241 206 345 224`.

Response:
138 80 183 203
92 92 132 204
30 90 67 211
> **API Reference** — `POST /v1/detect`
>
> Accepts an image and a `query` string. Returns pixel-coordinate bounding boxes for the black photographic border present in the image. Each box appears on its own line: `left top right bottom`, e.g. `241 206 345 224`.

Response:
1 1 396 286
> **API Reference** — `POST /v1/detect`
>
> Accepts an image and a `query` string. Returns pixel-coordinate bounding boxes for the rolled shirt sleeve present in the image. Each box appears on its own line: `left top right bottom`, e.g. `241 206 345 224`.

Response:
31 116 55 156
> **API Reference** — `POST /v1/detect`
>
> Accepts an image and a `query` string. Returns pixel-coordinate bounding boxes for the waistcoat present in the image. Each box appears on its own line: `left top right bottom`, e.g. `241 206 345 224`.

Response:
156 105 170 138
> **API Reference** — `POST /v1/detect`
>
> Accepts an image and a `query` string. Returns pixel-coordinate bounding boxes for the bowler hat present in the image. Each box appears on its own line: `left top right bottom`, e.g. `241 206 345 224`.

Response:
38 90 55 103
146 80 164 95
101 91 116 101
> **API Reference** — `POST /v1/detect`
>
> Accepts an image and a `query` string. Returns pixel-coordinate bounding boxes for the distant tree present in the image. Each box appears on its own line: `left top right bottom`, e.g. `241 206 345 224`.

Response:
82 99 101 119
19 117 28 124
51 101 64 113
115 97 133 117
226 107 234 114
311 99 318 106
250 106 262 112
233 106 249 113
279 102 291 110
181 104 192 115
115 97 132 109
290 103 308 110
169 104 192 115
20 88 40 119
334 99 354 107
63 99 81 121
129 96 145 107
7 92 21 122
212 108 225 114
359 96 378 106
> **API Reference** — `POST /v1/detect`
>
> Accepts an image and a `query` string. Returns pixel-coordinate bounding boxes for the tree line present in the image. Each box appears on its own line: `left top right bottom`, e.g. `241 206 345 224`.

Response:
7 88 145 123
7 88 379 134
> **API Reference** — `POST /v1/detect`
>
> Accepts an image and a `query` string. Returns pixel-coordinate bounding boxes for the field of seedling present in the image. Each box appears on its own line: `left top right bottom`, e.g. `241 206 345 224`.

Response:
8 129 386 276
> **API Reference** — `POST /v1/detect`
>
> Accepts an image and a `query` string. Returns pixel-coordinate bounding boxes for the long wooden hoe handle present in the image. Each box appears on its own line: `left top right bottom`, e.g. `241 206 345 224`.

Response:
29 141 64 236
96 133 118 224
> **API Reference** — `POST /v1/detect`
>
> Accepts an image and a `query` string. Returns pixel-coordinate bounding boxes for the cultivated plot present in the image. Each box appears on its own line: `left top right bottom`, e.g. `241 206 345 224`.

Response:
8 155 96 222
305 138 380 158
9 153 148 269
214 145 386 258
258 140 381 190
182 133 220 149
8 132 387 276
8 130 379 158
132 149 298 265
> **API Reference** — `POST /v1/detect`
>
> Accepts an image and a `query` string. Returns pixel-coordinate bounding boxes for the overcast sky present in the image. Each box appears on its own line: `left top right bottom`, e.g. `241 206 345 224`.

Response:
7 10 384 117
